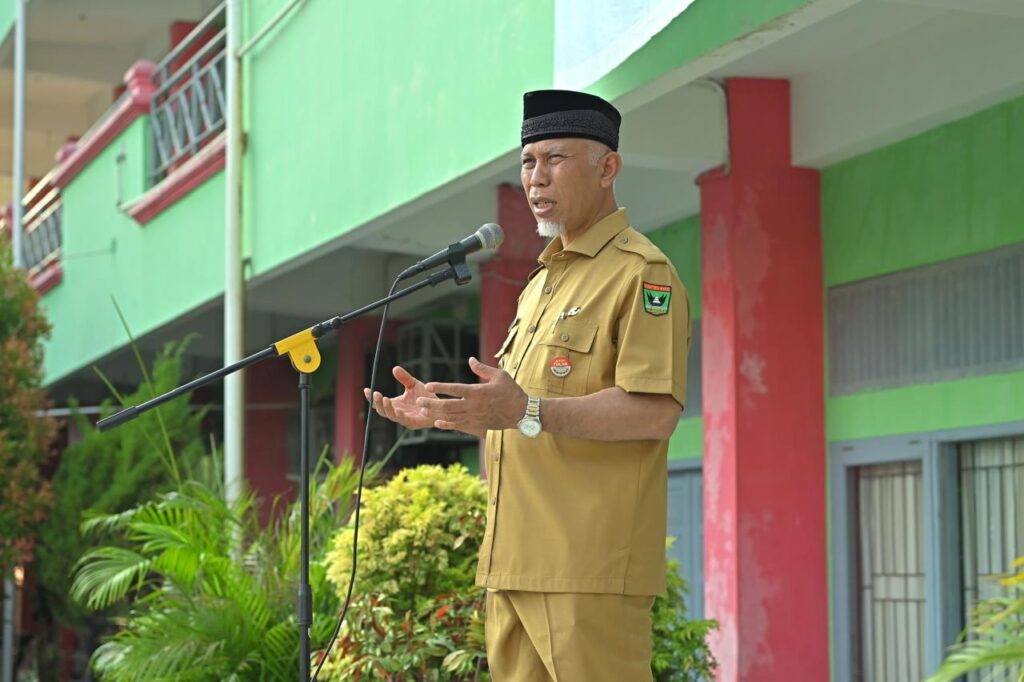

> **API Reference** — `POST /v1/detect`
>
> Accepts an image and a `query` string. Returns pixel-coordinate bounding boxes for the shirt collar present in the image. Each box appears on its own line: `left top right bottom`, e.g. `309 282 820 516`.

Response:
538 208 631 264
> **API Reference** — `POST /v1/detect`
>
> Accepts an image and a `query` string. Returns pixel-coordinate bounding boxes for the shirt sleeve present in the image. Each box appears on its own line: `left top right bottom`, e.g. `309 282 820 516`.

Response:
614 261 691 409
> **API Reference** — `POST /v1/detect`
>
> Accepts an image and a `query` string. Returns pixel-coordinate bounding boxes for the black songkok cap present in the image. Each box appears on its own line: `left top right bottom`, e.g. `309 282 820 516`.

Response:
521 89 621 151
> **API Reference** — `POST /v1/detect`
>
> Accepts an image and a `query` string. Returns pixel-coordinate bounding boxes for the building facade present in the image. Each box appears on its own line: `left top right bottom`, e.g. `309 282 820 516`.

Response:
2 0 1022 679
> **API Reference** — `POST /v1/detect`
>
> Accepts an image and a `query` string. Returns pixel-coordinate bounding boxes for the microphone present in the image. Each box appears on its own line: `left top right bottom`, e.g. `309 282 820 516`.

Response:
397 223 504 281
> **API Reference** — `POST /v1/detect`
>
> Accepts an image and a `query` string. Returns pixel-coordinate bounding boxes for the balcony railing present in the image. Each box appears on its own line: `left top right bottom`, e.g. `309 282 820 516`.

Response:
149 2 227 184
21 173 62 276
2 171 62 280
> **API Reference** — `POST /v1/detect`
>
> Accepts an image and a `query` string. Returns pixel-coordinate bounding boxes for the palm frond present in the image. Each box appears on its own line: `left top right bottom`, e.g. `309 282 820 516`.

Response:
71 546 153 610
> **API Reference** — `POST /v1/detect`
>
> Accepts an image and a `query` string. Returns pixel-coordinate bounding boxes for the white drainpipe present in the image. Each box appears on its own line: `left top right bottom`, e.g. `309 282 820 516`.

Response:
224 0 245 505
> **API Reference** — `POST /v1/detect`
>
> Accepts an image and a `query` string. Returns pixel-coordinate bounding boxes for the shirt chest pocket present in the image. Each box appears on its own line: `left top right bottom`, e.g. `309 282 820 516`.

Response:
527 320 599 396
494 319 519 370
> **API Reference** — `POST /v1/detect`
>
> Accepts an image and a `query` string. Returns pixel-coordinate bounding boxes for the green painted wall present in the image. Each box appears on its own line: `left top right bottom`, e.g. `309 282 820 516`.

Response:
0 2 15 46
241 0 554 277
647 213 703 460
828 371 1024 443
41 118 225 383
823 95 1024 287
590 0 811 102
668 417 704 460
823 95 1024 441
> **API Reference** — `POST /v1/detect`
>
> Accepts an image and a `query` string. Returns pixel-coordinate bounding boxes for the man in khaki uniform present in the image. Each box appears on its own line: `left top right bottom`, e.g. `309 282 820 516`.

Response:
366 89 691 681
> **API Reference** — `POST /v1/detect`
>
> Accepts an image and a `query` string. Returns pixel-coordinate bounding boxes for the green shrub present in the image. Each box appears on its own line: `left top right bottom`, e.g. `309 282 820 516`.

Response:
0 233 55 575
321 463 716 680
652 538 717 681
325 464 488 616
35 339 205 626
71 452 375 681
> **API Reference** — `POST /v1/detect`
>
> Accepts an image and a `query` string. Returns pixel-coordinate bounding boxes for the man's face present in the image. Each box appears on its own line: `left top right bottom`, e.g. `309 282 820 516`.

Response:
520 138 608 232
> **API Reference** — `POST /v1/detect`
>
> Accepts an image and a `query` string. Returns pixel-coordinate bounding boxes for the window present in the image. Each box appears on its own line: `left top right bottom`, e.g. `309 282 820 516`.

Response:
958 436 1024 682
667 461 704 617
832 429 1024 682
853 461 926 681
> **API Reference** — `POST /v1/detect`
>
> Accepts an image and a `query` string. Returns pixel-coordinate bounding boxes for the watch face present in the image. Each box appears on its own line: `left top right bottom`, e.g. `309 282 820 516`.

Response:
518 418 542 438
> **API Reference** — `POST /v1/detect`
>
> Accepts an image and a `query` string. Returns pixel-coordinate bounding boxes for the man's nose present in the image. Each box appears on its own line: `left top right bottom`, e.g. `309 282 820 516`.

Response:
528 163 550 187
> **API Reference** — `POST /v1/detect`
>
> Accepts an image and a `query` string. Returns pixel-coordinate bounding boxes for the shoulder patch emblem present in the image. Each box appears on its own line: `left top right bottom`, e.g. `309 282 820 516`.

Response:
643 282 672 316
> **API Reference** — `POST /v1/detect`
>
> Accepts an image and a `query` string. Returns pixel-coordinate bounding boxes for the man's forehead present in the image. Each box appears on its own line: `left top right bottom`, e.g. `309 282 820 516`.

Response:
521 138 588 155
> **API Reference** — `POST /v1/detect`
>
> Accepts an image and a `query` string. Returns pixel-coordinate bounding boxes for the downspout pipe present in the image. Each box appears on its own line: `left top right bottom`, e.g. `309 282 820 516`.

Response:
224 0 245 505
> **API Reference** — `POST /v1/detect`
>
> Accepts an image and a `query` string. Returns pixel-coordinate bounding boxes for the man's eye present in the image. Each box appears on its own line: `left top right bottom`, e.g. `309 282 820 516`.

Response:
521 159 535 168
549 155 565 162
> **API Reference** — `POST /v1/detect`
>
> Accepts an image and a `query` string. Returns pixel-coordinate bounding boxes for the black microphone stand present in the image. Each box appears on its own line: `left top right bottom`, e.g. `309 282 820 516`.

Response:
97 252 472 682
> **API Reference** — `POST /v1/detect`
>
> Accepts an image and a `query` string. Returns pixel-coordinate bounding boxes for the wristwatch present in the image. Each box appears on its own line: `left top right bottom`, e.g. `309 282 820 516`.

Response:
516 395 542 438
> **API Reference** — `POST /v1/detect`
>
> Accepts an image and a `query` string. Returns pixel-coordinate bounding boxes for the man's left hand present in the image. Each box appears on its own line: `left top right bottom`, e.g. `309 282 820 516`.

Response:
418 357 528 434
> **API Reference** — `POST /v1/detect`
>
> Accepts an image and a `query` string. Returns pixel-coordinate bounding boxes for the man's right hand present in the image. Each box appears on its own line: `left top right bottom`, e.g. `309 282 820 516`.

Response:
364 366 437 430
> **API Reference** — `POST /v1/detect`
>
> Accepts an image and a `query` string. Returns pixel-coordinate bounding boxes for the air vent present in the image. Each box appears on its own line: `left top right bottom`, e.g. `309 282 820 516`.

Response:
828 243 1024 395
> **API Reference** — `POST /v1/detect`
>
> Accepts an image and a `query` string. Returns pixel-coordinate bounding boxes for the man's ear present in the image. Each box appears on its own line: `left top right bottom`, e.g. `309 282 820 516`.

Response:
600 152 622 188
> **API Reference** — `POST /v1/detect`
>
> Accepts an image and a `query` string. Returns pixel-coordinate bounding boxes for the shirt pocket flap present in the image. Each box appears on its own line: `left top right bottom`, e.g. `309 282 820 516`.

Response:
538 320 598 354
493 320 520 359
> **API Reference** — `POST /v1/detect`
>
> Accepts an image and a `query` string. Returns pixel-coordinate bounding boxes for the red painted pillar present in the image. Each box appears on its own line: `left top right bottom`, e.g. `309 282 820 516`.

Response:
697 79 827 681
334 318 380 464
480 184 545 359
245 358 296 523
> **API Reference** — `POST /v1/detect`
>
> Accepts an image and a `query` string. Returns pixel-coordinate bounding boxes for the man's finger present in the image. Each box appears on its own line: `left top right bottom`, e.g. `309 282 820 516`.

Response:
468 356 499 379
417 396 468 417
423 381 473 397
370 391 387 418
393 365 419 390
434 419 458 431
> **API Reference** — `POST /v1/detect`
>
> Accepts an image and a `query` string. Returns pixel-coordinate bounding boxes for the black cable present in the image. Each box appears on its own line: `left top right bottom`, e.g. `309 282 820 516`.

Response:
311 275 401 681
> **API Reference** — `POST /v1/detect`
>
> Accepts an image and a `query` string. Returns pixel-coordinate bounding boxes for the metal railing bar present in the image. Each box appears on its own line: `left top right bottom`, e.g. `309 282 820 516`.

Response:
155 1 226 77
153 29 227 95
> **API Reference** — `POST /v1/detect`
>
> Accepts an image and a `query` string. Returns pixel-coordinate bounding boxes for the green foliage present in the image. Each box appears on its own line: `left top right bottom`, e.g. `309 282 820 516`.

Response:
927 556 1024 682
0 234 56 574
652 539 717 681
320 465 717 681
71 452 376 681
35 338 205 624
325 463 488 616
321 464 488 680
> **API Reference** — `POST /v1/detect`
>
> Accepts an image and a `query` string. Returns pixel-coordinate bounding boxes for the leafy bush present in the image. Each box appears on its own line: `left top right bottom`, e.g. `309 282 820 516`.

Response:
652 539 717 681
71 452 376 681
321 464 488 680
320 464 716 681
35 338 205 626
0 234 56 574
927 556 1024 682
324 464 487 615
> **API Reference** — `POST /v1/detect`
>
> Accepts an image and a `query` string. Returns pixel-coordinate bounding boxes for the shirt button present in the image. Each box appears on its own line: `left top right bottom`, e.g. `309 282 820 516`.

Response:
560 333 570 342
512 360 520 370
620 236 629 243
544 286 552 294
491 496 497 506
527 324 536 333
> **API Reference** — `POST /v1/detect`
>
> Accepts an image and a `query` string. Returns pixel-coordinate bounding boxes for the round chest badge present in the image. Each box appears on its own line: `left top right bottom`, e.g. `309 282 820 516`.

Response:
550 355 572 377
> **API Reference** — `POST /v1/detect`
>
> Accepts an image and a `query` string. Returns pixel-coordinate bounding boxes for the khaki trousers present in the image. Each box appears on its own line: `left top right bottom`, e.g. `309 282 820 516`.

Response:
484 589 655 682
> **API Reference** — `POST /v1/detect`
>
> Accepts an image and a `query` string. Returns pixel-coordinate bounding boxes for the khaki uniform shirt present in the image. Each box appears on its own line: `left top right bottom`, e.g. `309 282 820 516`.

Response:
475 208 691 596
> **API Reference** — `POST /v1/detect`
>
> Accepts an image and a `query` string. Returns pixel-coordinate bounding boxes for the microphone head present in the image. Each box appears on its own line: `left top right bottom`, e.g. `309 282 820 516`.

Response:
476 223 504 250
